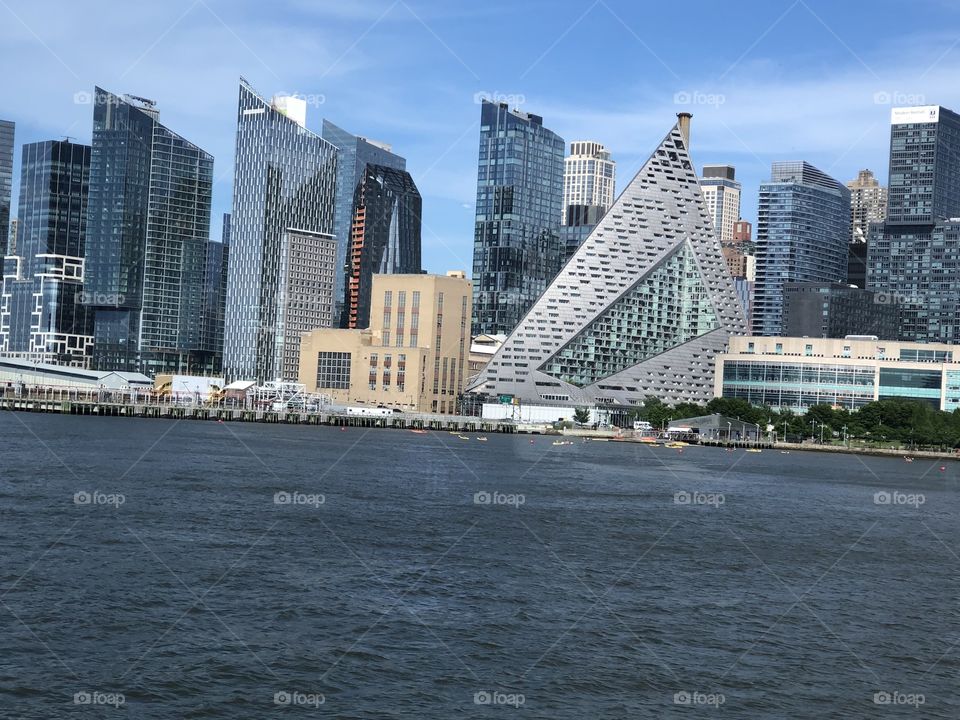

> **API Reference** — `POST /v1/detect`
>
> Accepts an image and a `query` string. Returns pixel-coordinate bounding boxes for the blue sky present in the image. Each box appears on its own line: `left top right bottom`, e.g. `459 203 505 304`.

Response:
3 0 960 274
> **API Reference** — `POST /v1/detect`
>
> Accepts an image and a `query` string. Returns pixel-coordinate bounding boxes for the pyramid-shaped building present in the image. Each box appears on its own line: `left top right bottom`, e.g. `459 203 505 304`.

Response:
467 117 746 409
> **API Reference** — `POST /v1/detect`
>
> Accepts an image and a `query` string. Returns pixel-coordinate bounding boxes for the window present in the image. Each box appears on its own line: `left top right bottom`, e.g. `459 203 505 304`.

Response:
316 352 351 390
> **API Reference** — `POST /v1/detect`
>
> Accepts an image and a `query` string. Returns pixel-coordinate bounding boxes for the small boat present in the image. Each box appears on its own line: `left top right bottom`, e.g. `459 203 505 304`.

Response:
780 451 790 454
476 436 488 442
638 436 658 444
665 442 687 449
457 435 470 440
552 440 574 446
410 429 428 435
904 456 914 463
745 448 763 453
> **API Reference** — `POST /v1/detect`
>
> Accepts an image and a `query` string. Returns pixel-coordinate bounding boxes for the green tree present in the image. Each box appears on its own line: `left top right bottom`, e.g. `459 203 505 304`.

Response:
573 407 591 426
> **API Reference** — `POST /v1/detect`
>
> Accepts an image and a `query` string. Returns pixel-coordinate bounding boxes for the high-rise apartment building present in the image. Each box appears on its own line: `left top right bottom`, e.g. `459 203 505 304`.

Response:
0 140 93 365
699 165 741 245
468 116 746 411
83 88 217 375
868 106 960 343
341 164 421 330
300 271 472 414
0 120 14 255
7 219 18 256
321 120 406 321
782 282 899 340
752 162 851 336
560 141 615 261
847 169 887 243
472 100 565 336
224 79 339 382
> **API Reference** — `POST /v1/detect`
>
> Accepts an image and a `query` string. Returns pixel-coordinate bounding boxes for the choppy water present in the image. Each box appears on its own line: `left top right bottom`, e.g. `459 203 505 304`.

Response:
0 414 958 718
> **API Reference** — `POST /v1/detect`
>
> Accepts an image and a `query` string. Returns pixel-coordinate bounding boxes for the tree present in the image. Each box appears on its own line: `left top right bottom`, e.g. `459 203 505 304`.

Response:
573 407 591 426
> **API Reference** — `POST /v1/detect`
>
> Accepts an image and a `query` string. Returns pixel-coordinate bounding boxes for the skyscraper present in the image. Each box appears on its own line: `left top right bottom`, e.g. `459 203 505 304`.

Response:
83 88 216 375
560 141 615 261
341 164 422 330
0 120 14 255
868 105 960 342
751 162 851 336
846 169 886 288
0 140 93 365
699 165 741 245
321 120 406 322
468 116 746 411
224 79 338 382
472 100 565 336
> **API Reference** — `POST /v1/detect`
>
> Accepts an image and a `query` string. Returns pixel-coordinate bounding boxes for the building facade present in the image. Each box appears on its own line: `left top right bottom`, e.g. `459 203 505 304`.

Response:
847 169 886 243
472 100 565 335
717 335 960 413
752 162 851 336
782 282 899 340
1 140 94 365
867 105 960 343
224 79 339 382
83 88 216 376
0 120 13 255
340 164 422 330
468 116 746 410
300 272 472 414
699 165 741 245
321 120 406 321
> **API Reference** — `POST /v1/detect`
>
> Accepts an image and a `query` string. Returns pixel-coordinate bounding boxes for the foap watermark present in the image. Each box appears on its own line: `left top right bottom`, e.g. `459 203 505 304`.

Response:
874 291 922 307
275 91 326 108
673 90 725 107
674 690 725 707
473 90 526 107
74 490 125 508
674 490 725 508
474 690 525 708
76 291 126 306
74 690 125 708
873 91 926 106
274 690 325 707
473 490 525 508
874 490 925 508
72 90 125 107
874 690 925 707
274 491 325 508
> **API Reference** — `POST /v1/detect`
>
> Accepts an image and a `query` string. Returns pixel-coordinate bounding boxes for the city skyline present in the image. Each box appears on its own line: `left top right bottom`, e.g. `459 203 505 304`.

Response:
4 1 960 277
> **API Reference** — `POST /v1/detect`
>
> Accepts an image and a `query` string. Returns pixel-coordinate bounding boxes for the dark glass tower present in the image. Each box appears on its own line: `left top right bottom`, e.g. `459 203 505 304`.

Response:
471 100 565 336
868 105 960 342
340 164 422 329
321 120 406 321
751 162 851 336
0 120 14 254
84 87 215 375
224 79 338 382
0 140 94 364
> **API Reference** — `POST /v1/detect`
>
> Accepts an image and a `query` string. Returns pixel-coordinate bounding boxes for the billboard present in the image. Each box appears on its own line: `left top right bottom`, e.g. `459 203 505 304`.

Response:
891 106 939 124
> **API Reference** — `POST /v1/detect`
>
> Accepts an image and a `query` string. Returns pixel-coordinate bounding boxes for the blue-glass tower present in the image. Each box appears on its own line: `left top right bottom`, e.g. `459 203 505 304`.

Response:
471 100 565 336
224 79 338 382
83 88 216 375
1 140 94 364
751 162 851 336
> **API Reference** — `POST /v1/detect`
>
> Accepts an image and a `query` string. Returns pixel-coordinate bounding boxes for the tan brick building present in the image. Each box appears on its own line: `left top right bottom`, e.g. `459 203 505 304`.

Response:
299 271 471 413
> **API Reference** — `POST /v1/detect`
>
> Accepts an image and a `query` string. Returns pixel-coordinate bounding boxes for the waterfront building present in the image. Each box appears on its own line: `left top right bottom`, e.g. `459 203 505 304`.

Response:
867 105 960 343
224 79 338 382
0 119 13 255
782 282 899 340
340 164 422 330
0 356 152 388
299 271 471 414
699 165 741 245
0 140 93 366
321 120 406 321
83 88 216 376
752 162 851 336
561 141 615 260
472 100 565 335
467 115 746 411
717 335 960 413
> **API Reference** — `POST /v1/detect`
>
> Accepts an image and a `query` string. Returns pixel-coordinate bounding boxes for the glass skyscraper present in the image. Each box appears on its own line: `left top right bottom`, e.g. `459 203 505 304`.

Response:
340 164 422 329
751 161 851 336
868 105 960 342
472 100 565 336
84 87 216 375
224 79 338 382
0 140 94 365
0 119 14 255
321 119 407 322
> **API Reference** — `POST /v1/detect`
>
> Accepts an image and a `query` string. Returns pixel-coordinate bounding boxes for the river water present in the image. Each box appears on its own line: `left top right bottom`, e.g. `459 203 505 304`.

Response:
0 414 957 718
